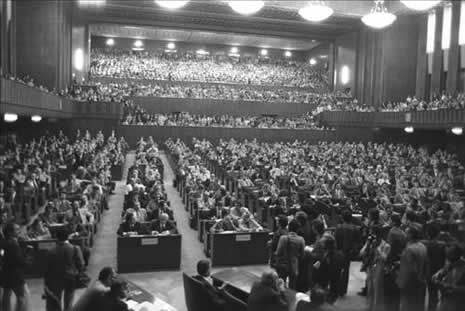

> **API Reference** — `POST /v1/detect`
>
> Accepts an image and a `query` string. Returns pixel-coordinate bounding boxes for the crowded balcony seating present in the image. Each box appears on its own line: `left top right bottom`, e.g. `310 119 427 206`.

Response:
90 49 330 90
121 102 332 130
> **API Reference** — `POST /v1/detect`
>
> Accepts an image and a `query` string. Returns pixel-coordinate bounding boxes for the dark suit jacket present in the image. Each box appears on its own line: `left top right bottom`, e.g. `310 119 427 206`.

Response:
1 238 27 288
335 223 362 259
117 221 142 236
247 282 287 311
296 301 338 311
151 220 177 234
192 275 226 308
44 241 84 288
99 294 129 311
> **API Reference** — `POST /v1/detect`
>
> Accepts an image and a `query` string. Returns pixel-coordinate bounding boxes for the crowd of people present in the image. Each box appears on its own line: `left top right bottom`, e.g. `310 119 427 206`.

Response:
381 93 465 112
122 103 329 130
168 137 465 311
0 130 128 311
90 49 329 89
118 137 178 236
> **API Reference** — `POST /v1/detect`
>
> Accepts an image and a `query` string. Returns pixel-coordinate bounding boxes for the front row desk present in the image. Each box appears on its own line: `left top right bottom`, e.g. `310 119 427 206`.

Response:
117 234 182 273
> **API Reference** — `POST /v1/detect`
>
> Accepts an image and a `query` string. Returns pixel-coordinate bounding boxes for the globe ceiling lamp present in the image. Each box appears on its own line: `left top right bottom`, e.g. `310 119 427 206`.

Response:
228 1 264 15
155 1 189 9
400 1 441 11
362 0 397 29
299 1 334 22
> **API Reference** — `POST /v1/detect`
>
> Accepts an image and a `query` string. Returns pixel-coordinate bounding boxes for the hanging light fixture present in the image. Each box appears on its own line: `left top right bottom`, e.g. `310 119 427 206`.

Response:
155 1 189 9
31 115 42 123
4 113 18 123
299 1 334 22
451 127 463 135
400 1 441 11
228 1 264 15
362 0 397 29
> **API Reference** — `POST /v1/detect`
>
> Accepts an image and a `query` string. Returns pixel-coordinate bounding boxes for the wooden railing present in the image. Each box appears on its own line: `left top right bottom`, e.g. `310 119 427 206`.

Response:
0 77 73 117
0 77 123 119
319 110 465 128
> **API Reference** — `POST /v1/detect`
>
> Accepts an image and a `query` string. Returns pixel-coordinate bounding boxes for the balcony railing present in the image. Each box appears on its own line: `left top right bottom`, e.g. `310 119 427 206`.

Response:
319 110 465 128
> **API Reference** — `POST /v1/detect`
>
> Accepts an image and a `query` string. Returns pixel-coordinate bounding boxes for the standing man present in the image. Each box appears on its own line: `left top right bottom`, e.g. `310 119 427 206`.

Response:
1 222 30 311
334 210 361 296
396 224 428 311
44 227 85 311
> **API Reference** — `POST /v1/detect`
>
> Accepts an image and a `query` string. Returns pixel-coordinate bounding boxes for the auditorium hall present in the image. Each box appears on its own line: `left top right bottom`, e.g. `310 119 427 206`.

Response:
1 1 465 311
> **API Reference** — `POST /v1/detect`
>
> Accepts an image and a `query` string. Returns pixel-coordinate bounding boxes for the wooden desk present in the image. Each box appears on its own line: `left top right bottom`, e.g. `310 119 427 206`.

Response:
210 231 270 266
117 235 181 273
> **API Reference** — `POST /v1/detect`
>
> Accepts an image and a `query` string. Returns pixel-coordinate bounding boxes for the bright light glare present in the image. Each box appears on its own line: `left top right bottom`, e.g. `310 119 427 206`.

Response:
452 127 463 135
404 126 414 133
73 48 84 71
341 66 350 85
167 42 176 49
134 40 143 47
31 115 42 123
260 49 268 56
4 113 18 122
155 1 189 9
231 47 239 54
284 51 292 57
400 1 441 11
310 58 317 65
106 38 114 46
228 1 264 15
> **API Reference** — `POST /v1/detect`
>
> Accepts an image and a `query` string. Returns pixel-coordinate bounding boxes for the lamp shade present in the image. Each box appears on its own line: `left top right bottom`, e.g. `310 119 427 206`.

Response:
228 1 264 15
362 0 397 29
155 1 189 9
299 1 334 22
400 1 441 11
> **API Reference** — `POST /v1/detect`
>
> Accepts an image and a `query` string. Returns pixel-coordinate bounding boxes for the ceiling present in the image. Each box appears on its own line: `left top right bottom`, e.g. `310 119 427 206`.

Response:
77 1 433 50
91 24 321 50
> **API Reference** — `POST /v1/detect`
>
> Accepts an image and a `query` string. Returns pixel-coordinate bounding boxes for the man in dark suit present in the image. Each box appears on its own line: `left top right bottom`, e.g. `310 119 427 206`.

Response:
44 226 85 311
296 288 338 311
247 271 287 311
269 215 288 267
334 210 361 296
1 222 29 311
117 212 142 236
210 209 239 233
150 213 177 234
99 279 129 311
192 260 226 310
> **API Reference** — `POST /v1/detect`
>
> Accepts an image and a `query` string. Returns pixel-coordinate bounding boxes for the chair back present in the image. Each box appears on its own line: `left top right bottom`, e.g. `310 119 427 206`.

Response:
222 290 247 311
182 273 218 311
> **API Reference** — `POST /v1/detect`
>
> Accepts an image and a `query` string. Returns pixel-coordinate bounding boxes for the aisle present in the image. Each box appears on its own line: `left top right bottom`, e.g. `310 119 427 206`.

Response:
119 152 207 311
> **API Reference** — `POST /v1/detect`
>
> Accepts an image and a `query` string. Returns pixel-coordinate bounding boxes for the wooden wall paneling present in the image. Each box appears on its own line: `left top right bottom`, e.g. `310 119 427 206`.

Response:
446 1 461 93
431 9 443 94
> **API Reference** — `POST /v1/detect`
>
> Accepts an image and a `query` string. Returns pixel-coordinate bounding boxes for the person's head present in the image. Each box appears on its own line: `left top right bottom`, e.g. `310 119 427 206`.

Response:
342 209 352 223
98 267 116 287
426 222 440 240
0 209 8 224
391 213 402 227
323 236 336 252
406 210 416 223
159 213 169 224
197 259 211 277
260 271 279 289
3 222 20 239
310 287 327 305
276 215 288 230
368 208 380 223
295 211 308 226
312 219 325 236
288 219 300 233
60 192 66 200
125 212 135 225
445 243 464 264
406 223 423 242
56 226 70 242
109 279 128 300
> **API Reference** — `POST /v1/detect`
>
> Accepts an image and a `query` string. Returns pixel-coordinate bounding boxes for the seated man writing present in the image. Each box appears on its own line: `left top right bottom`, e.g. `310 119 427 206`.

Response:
117 212 142 236
150 213 177 235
